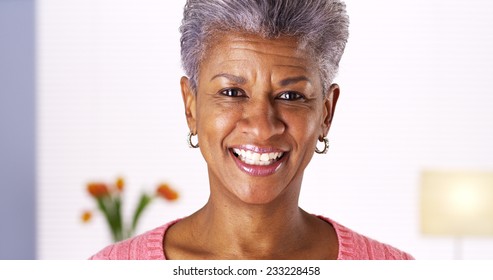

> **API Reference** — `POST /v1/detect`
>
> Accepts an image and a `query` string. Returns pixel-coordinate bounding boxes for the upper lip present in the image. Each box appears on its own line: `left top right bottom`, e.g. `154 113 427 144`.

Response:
229 144 287 153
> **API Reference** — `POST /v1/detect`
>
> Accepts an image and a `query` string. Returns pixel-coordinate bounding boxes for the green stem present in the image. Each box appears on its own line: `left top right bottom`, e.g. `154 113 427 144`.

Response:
130 193 153 236
96 196 118 242
113 195 123 241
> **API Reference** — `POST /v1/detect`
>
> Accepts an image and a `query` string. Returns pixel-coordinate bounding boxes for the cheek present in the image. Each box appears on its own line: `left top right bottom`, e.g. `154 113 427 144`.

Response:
284 111 321 140
196 103 241 145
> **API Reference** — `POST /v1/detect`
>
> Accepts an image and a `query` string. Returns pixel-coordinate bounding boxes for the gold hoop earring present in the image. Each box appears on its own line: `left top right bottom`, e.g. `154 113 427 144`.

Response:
315 136 329 154
187 132 199 148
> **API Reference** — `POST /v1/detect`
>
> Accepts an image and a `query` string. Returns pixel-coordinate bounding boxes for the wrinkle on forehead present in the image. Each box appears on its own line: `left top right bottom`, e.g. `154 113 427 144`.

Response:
230 47 306 61
228 34 307 57
222 45 310 71
198 31 316 79
230 36 300 48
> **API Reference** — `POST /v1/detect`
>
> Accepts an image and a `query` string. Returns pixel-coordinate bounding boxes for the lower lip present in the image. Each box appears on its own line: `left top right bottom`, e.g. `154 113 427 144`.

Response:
230 150 287 176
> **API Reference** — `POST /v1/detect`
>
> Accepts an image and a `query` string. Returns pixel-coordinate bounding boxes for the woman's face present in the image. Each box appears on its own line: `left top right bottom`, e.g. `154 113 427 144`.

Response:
182 32 338 205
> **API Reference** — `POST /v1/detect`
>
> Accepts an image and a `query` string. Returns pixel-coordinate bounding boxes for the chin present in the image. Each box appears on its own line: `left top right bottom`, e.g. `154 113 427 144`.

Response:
232 185 286 205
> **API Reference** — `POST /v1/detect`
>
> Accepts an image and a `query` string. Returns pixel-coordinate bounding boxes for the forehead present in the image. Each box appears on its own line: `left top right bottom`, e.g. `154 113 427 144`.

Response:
200 31 315 72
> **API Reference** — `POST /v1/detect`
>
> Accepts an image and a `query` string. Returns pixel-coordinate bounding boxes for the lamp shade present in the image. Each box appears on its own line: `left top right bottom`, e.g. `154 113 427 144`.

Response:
420 170 493 236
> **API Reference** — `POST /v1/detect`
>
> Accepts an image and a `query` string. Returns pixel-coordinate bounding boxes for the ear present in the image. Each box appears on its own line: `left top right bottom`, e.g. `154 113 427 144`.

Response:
321 83 340 136
181 76 197 133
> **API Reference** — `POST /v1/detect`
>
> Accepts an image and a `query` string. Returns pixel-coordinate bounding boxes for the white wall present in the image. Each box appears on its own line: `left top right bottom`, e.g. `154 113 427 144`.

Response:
37 0 493 259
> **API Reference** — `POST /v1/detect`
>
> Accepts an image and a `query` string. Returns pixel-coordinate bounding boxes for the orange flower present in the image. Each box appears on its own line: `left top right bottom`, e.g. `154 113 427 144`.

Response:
115 177 125 192
81 211 92 223
156 183 179 201
87 182 109 197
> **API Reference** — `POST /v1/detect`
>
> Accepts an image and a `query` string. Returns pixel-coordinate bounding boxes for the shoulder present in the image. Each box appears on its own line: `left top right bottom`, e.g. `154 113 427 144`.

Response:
89 219 180 260
318 216 414 260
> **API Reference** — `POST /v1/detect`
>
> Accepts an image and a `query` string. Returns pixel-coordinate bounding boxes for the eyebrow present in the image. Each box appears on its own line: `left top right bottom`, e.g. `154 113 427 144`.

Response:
279 76 311 87
210 73 247 84
210 73 311 87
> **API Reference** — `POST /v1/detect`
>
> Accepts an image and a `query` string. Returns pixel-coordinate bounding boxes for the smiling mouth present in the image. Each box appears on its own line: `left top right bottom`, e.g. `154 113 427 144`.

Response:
231 148 285 166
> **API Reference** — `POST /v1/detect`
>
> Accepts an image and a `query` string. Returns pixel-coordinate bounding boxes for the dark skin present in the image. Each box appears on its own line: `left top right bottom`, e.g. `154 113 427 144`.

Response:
164 32 340 259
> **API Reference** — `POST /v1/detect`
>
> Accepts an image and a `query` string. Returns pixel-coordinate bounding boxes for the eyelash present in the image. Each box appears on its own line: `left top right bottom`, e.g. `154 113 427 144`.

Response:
219 88 305 101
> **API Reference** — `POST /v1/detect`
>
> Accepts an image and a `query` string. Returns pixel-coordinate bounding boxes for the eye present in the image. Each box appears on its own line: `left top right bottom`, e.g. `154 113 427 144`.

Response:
219 88 246 97
277 91 304 101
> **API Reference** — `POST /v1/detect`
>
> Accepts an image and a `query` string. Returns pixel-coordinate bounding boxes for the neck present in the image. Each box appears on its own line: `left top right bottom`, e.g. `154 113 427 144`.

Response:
190 194 312 259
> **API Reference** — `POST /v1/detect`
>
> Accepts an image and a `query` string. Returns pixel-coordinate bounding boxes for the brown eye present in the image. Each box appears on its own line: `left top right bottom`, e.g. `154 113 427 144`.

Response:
220 88 245 97
277 91 304 101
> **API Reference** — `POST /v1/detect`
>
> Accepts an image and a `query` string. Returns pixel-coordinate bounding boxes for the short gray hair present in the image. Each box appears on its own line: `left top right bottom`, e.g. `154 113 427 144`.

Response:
180 0 349 93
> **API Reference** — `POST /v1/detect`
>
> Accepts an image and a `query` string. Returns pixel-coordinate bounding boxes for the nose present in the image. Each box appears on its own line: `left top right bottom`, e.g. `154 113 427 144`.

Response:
237 97 285 141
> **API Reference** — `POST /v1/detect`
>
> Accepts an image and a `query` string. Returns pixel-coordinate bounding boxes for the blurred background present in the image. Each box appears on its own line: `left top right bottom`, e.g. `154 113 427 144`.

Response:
1 0 492 259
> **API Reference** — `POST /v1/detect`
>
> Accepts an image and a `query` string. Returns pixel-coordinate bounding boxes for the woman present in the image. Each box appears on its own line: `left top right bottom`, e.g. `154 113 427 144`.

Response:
91 0 413 260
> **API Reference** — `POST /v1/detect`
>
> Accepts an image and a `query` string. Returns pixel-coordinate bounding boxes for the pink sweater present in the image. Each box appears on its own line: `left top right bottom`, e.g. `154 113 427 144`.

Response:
90 216 414 260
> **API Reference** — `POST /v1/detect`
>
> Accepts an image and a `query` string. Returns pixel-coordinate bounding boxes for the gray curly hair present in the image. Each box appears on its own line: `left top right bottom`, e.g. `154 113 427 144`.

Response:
180 0 349 94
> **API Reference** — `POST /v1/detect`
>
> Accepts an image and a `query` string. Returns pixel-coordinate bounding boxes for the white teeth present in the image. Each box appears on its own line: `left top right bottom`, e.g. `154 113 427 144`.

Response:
232 148 284 165
260 153 270 161
252 152 260 161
